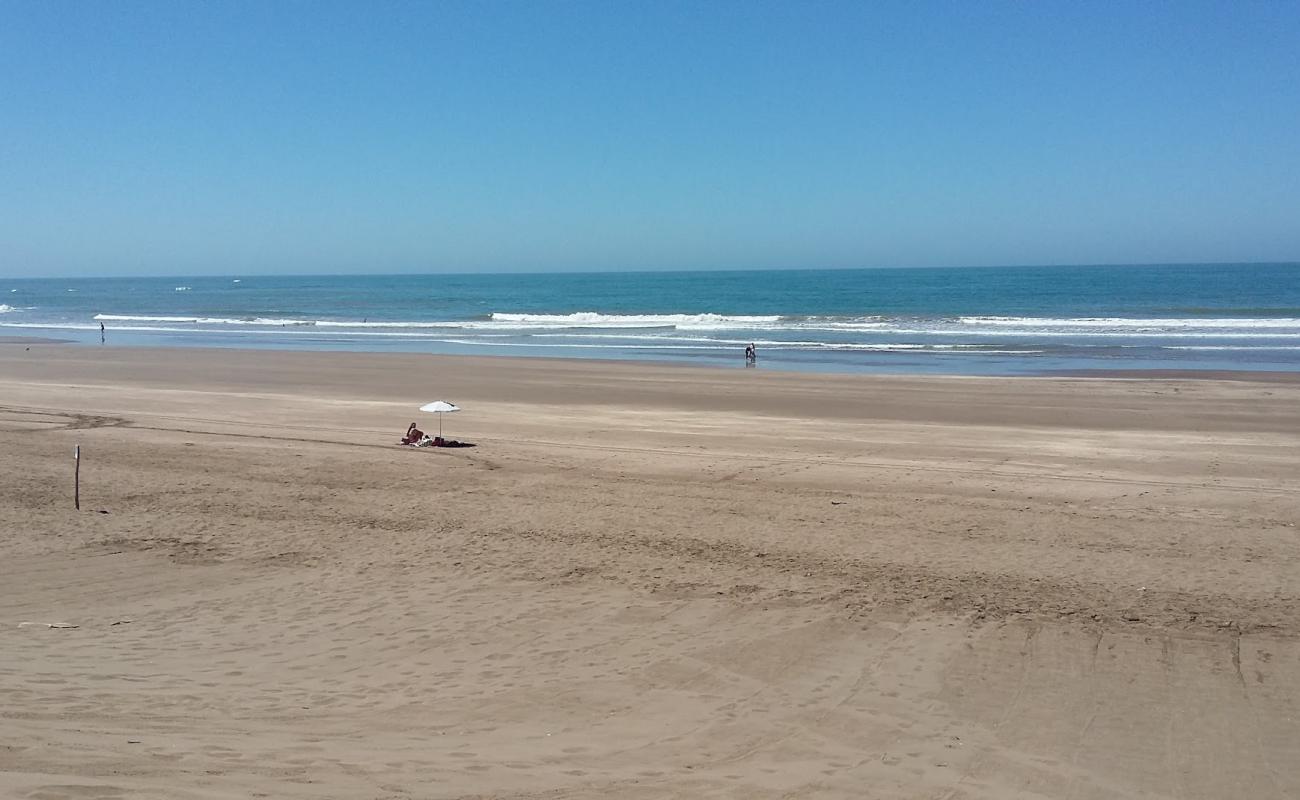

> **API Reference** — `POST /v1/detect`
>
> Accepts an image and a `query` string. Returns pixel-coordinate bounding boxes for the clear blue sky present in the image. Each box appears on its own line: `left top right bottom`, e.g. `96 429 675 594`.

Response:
2 1 1298 277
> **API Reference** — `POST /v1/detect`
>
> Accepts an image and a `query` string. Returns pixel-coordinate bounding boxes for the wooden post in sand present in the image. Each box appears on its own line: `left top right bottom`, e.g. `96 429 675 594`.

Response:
74 445 80 510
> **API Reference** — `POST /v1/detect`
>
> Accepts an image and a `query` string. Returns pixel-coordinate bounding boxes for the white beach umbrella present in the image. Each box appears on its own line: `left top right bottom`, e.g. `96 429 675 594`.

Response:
418 400 461 438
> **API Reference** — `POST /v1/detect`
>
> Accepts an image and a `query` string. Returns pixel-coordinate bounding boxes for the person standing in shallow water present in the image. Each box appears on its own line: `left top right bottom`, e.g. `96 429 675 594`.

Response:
100 321 105 343
744 343 756 366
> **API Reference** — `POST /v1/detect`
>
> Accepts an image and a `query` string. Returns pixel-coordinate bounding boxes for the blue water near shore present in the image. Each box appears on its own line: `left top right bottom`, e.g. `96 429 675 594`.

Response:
5 263 1300 375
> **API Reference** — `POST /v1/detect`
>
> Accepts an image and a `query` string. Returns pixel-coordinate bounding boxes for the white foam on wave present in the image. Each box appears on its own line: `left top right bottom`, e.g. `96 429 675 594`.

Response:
484 312 900 333
0 304 14 313
174 286 191 292
961 316 1300 329
95 314 201 323
21 310 1300 363
99 310 1300 336
214 317 313 326
529 333 828 346
94 314 313 326
493 313 1300 335
91 312 797 332
0 319 1044 356
802 343 1044 353
431 339 728 351
3 322 447 337
681 318 893 332
430 337 1040 354
490 312 783 328
903 328 1300 339
1164 345 1300 351
315 320 463 329
2 322 111 331
795 321 891 331
93 314 592 330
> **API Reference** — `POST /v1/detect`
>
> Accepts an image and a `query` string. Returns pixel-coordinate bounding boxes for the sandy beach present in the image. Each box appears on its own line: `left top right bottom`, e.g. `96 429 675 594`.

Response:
2 342 1299 799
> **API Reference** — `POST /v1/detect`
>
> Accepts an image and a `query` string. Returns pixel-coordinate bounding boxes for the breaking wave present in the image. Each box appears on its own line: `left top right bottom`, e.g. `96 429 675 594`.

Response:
70 311 1300 339
959 316 1300 329
489 312 783 328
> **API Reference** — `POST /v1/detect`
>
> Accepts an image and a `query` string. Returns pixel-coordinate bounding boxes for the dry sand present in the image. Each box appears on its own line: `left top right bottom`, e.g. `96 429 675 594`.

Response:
2 343 1299 799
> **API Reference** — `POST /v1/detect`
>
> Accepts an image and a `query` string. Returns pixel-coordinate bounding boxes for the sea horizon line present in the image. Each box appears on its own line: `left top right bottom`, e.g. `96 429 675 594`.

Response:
7 260 1300 282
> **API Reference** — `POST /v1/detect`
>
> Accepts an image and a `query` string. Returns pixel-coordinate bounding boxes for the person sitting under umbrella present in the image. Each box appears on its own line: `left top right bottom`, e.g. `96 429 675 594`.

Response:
400 422 425 445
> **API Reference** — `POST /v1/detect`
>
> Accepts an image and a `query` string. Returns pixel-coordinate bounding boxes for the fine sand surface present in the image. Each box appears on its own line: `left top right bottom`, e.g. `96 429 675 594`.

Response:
2 344 1299 799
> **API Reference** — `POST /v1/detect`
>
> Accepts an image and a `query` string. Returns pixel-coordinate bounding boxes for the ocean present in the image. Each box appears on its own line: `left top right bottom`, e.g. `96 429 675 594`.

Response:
4 263 1300 375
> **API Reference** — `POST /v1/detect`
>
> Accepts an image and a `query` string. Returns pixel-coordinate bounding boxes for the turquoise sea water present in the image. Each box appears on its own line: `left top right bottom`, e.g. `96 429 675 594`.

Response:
4 264 1300 375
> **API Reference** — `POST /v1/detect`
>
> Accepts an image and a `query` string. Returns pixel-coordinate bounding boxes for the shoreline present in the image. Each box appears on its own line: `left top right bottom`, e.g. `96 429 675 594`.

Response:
6 334 1300 385
6 342 1300 435
0 334 73 345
